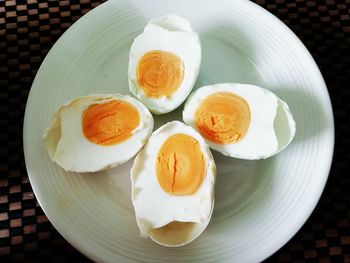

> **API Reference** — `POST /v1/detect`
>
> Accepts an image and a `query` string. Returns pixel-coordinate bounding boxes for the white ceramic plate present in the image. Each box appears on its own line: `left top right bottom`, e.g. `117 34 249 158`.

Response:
23 0 334 262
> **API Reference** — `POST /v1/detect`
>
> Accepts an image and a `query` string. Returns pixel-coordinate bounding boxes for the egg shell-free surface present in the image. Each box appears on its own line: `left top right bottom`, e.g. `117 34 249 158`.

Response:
128 15 201 114
43 94 154 172
131 121 216 246
183 83 296 159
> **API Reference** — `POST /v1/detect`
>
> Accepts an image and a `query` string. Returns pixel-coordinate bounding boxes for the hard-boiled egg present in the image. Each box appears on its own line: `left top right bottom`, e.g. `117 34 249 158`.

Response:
128 14 201 114
131 121 216 246
183 83 296 159
43 94 154 172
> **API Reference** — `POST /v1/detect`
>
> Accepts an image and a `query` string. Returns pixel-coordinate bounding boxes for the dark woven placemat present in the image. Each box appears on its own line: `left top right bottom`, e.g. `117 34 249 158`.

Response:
0 0 349 262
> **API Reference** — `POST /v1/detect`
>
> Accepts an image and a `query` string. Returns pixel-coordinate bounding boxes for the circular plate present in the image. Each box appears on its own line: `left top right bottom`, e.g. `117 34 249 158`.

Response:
23 0 334 262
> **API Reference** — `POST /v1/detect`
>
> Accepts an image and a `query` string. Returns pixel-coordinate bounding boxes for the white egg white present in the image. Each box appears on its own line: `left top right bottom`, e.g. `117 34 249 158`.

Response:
128 14 201 114
131 121 216 246
183 83 296 159
43 94 154 173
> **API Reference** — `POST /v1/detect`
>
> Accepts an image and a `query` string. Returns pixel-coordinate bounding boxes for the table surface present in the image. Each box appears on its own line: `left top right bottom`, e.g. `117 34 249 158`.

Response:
1 0 349 262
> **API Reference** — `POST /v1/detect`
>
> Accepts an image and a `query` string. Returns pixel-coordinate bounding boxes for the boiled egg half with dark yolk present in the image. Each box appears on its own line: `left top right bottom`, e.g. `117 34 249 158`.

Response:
128 14 201 114
43 94 154 172
131 121 216 246
183 83 296 159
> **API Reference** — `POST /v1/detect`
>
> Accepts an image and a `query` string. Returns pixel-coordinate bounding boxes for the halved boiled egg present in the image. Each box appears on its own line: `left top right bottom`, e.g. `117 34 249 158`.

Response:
43 94 154 172
128 14 201 114
183 83 296 159
131 121 216 246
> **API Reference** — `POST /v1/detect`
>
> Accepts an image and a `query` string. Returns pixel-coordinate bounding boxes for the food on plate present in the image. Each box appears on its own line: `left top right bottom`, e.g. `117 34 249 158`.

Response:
128 14 201 114
183 83 296 159
131 121 216 246
43 94 154 172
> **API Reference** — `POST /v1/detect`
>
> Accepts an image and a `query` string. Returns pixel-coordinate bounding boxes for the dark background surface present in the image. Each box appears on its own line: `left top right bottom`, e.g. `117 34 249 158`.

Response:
0 0 349 262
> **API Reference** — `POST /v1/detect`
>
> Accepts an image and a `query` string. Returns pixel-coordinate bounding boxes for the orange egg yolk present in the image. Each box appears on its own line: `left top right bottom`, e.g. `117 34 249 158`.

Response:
137 50 184 98
195 92 250 144
156 134 205 196
82 100 140 146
